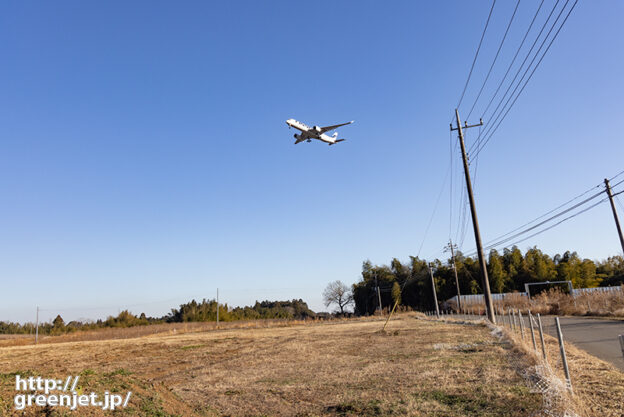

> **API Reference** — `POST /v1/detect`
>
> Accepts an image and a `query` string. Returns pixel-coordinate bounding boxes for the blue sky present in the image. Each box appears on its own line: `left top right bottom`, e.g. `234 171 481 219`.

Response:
1 1 622 323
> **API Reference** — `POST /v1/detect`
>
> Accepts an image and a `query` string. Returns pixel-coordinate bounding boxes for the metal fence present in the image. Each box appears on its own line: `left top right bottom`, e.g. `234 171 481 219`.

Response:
446 285 623 306
571 286 623 296
446 292 527 306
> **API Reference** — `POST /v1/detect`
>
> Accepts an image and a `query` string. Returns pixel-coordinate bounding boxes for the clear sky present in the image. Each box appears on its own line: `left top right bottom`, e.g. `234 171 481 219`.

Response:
1 1 623 323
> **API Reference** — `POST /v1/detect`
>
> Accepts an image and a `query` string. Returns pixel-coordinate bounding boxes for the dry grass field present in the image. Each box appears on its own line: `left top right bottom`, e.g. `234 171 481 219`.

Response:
451 287 624 318
496 318 624 417
0 314 620 416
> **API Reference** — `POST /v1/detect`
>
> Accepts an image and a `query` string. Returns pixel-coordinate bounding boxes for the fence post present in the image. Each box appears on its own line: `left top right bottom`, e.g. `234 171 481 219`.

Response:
619 335 624 360
518 311 525 341
508 309 514 331
537 313 547 362
512 310 518 332
555 317 573 394
528 310 537 352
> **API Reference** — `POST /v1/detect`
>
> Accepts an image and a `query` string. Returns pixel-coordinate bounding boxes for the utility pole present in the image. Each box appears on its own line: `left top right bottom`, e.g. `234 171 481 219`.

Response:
445 240 462 312
428 263 440 318
35 306 39 344
374 272 382 313
451 109 495 323
604 178 624 255
216 288 219 327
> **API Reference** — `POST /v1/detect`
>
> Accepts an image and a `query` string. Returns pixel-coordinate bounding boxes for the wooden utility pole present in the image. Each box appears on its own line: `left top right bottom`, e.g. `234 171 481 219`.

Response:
445 240 462 312
216 288 220 327
374 273 382 313
428 263 440 318
604 178 624 255
35 306 39 344
451 109 495 323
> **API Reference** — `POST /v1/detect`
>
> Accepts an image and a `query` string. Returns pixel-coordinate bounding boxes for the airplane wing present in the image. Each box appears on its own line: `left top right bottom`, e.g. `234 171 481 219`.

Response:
319 121 353 134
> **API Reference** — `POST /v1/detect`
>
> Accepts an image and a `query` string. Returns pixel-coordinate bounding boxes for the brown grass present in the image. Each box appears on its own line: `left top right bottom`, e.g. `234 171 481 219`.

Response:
449 287 624 318
0 313 543 416
437 314 624 417
0 318 347 348
502 319 624 417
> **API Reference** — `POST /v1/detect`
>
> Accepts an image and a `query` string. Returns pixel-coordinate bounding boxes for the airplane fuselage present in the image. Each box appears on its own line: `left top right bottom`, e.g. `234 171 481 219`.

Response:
286 119 344 145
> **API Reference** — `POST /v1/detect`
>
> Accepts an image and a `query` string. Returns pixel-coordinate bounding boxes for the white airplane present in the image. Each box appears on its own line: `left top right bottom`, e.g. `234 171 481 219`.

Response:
286 118 353 145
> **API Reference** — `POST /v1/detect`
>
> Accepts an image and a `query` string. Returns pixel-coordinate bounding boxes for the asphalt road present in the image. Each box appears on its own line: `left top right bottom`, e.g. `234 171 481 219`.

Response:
450 313 624 371
539 316 624 371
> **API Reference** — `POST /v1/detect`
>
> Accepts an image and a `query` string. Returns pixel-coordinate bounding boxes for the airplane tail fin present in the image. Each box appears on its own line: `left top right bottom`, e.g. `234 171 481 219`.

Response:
332 132 338 139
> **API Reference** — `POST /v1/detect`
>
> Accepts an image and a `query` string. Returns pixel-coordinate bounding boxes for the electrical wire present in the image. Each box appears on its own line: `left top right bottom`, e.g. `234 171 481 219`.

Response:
615 194 624 213
472 0 579 159
477 188 604 252
469 0 564 155
416 162 451 258
486 197 607 251
609 168 624 182
461 170 623 257
481 181 603 249
458 183 470 249
466 0 522 120
449 129 454 239
456 0 497 110
480 0 546 118
609 177 624 190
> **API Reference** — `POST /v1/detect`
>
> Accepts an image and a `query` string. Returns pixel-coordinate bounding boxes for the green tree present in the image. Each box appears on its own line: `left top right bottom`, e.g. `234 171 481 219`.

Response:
52 315 65 329
524 247 556 283
488 249 507 293
502 246 524 290
596 255 624 286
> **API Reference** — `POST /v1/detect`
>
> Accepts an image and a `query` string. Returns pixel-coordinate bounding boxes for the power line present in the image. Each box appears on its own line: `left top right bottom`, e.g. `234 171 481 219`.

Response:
472 0 579 159
609 176 624 190
487 197 607 251
469 0 564 155
462 171 624 257
480 0 546 119
454 175 467 245
616 194 624 213
456 0 497 110
466 0 522 120
609 168 624 182
481 180 603 249
476 188 604 253
449 129 454 239
416 162 451 258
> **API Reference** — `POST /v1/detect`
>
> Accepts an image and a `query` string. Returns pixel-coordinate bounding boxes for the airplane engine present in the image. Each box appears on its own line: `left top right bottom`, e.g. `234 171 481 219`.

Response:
313 126 321 132
294 133 300 139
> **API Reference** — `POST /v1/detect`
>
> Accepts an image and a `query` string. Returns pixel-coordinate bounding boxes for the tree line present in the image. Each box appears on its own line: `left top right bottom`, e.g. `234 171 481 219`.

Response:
352 246 624 315
0 299 316 335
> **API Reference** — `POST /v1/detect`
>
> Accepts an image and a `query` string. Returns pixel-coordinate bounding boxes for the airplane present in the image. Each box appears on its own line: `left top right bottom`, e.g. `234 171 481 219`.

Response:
285 118 353 145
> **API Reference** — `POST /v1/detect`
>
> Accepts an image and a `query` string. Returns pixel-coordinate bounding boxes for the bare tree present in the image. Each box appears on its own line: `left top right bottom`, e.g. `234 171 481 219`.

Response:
323 281 354 314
